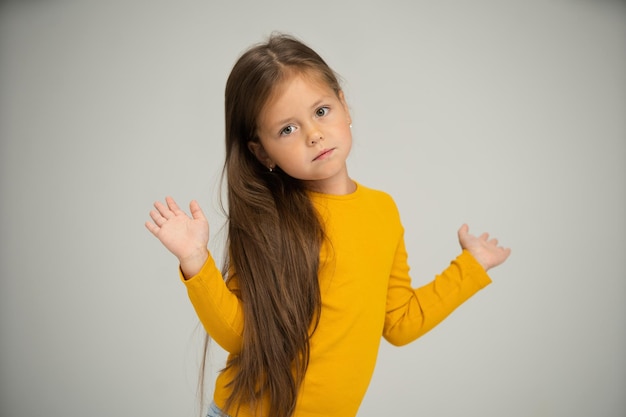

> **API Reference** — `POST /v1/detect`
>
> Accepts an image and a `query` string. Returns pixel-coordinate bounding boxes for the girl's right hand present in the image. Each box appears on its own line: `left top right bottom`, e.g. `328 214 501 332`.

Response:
146 196 209 278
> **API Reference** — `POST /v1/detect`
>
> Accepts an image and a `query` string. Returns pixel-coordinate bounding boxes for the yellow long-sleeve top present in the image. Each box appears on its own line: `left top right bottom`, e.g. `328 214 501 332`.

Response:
182 183 492 417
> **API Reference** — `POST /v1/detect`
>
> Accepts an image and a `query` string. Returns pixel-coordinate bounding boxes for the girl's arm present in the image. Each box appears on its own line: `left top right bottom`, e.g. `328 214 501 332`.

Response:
182 255 244 353
146 197 244 353
383 226 510 346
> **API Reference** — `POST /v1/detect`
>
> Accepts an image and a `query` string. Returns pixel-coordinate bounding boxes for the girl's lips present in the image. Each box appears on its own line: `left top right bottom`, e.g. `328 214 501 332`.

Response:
313 148 335 161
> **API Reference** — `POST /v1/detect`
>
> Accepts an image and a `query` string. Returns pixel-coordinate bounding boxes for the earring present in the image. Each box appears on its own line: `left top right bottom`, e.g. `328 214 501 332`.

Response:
269 165 274 172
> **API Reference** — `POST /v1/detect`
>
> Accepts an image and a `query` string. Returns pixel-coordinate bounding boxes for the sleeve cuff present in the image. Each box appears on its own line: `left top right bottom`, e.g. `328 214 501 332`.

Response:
459 249 492 289
178 251 217 284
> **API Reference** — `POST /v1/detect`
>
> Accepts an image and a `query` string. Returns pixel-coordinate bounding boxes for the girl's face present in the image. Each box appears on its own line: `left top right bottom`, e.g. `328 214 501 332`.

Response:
250 72 354 195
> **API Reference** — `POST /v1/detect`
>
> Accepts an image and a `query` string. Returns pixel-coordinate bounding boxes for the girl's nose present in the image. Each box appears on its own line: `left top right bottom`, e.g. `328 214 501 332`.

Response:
308 127 323 146
310 135 323 145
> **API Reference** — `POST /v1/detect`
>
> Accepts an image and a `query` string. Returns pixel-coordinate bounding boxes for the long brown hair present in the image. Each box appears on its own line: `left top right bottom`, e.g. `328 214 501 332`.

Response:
206 33 343 417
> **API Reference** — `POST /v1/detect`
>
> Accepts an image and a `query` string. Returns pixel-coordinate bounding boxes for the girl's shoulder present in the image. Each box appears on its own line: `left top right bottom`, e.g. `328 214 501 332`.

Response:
355 182 398 206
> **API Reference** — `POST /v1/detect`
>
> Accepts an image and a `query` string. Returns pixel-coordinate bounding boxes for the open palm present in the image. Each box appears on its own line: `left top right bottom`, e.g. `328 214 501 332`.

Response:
457 224 511 271
146 197 209 274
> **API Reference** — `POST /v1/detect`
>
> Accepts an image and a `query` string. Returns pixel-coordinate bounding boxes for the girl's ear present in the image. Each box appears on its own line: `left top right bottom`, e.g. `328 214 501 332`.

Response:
247 141 273 168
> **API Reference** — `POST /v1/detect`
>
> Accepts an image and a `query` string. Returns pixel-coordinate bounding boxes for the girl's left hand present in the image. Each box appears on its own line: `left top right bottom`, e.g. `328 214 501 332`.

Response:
457 224 511 271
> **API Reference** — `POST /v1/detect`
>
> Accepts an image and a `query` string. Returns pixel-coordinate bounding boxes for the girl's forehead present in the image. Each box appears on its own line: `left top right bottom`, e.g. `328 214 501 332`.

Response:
264 70 333 108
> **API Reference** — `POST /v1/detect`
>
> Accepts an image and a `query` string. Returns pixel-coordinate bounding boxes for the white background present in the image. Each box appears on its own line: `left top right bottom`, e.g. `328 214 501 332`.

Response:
1 1 624 416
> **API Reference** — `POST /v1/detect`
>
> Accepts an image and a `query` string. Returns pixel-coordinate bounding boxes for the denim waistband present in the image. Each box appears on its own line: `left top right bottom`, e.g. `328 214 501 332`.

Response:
207 401 230 417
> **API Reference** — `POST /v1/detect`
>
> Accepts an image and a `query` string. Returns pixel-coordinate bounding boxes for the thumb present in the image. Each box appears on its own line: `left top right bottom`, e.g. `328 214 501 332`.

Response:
189 200 207 221
457 224 470 248
458 223 469 239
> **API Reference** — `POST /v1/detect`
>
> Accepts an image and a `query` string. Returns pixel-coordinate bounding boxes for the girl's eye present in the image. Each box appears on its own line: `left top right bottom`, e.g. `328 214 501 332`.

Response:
316 106 329 117
280 125 296 136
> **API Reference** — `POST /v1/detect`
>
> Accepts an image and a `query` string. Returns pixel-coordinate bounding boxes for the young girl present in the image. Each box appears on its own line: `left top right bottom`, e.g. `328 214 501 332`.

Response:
146 33 510 417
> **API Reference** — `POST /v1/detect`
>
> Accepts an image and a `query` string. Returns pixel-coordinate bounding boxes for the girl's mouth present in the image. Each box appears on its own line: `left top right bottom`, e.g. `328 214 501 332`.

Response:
313 148 335 161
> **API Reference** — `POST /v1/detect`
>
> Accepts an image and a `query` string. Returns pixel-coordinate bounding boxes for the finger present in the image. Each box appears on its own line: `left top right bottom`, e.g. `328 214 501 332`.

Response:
149 209 166 226
488 238 499 247
165 196 184 215
153 200 173 219
145 220 159 236
457 224 469 238
479 232 489 241
499 247 512 261
189 200 207 221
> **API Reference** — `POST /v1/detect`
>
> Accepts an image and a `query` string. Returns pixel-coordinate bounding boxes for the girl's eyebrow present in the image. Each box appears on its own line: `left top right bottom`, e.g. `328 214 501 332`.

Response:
271 96 334 128
309 97 332 110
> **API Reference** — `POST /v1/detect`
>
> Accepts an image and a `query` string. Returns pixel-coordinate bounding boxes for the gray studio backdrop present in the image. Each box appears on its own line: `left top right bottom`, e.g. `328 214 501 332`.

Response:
1 1 624 416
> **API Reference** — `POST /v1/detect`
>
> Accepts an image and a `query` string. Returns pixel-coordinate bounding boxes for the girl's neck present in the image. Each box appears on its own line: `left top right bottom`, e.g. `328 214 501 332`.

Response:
305 177 357 196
